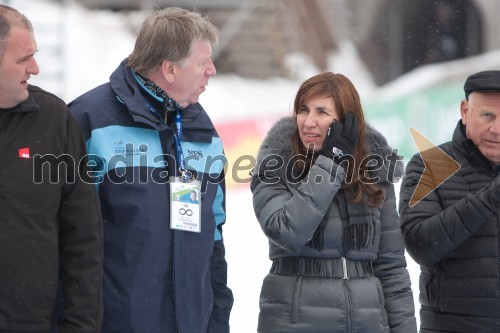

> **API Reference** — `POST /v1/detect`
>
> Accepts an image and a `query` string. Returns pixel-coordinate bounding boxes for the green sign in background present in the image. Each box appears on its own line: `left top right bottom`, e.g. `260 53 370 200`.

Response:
364 82 464 161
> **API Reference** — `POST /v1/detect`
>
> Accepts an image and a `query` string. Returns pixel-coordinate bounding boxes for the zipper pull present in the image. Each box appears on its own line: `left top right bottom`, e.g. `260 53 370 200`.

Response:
342 257 349 280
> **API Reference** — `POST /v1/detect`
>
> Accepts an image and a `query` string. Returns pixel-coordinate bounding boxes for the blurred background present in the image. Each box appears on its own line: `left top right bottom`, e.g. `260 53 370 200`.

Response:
5 0 500 170
3 0 500 331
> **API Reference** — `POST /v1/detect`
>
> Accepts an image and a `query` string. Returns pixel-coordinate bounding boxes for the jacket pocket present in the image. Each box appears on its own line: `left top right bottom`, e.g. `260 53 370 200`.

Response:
290 276 303 324
375 279 389 326
426 269 441 311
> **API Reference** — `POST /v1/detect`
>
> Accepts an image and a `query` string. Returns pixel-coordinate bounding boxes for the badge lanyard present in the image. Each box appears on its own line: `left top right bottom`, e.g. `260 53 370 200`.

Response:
173 112 193 181
145 101 192 181
145 100 201 233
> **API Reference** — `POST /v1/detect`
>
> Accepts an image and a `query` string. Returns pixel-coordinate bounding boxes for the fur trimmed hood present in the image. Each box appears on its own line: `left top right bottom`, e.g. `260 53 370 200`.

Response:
253 116 404 184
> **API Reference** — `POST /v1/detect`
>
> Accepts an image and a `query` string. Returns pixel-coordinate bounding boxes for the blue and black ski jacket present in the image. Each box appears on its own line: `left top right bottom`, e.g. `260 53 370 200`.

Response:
69 59 233 333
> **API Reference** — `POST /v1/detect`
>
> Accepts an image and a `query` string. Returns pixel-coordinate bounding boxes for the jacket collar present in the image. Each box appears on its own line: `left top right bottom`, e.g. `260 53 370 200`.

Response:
1 86 40 113
109 59 213 133
110 59 164 129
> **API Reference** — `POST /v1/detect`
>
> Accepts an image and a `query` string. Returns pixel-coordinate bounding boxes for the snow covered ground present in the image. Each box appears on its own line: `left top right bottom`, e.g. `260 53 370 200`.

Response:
7 0 500 331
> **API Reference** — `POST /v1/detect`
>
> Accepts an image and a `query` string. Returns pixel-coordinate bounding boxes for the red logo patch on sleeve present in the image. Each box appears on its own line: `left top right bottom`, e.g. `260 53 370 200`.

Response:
18 147 30 159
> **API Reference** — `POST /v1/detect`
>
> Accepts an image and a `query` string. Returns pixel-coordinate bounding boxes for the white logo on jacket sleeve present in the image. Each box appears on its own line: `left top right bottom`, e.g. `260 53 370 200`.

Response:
182 138 226 175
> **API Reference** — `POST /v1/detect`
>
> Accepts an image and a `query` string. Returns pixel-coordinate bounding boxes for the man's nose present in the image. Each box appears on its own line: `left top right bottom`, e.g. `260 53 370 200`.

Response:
490 119 500 134
206 60 216 77
28 57 40 75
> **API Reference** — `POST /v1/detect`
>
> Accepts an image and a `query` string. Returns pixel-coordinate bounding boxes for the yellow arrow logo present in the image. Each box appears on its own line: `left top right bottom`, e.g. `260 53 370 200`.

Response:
408 128 461 207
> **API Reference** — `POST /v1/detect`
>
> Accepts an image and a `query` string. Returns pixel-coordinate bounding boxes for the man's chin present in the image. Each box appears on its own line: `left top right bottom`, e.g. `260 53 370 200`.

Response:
480 149 500 165
1 93 28 109
18 91 29 103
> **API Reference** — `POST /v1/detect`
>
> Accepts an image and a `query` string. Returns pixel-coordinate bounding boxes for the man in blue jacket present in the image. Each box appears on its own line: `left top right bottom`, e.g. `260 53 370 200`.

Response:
69 7 233 333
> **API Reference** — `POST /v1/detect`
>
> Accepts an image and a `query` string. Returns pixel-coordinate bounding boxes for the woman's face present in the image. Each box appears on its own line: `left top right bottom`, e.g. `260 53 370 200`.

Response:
296 96 339 151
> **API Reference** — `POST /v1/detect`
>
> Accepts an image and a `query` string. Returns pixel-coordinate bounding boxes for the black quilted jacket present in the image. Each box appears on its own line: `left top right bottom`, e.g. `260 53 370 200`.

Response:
400 120 500 333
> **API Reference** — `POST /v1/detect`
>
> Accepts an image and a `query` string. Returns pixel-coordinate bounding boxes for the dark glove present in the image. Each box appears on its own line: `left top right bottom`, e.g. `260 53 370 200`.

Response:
320 112 359 160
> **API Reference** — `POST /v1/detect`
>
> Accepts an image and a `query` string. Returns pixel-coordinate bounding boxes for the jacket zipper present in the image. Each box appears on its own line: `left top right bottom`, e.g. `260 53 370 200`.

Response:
343 278 352 333
167 135 178 333
341 256 352 332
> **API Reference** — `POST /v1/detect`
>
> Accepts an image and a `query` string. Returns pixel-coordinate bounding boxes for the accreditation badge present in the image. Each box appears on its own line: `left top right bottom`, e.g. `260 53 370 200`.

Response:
170 176 202 232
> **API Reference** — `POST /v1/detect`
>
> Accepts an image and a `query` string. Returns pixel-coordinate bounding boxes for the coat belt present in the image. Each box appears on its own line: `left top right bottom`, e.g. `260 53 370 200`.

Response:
270 257 374 279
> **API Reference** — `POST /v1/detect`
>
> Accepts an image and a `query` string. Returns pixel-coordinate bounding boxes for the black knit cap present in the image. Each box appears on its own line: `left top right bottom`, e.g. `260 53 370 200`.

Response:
464 70 500 100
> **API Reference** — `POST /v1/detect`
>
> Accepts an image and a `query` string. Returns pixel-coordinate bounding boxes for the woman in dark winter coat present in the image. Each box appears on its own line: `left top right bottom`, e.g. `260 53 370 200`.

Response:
251 72 417 333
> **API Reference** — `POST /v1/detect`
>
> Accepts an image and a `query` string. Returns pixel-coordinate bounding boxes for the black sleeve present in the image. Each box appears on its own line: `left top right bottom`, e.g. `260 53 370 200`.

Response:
58 114 103 333
399 152 498 266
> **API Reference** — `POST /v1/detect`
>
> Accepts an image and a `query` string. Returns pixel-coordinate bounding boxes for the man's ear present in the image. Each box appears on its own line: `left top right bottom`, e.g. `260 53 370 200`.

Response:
161 60 175 84
460 99 469 126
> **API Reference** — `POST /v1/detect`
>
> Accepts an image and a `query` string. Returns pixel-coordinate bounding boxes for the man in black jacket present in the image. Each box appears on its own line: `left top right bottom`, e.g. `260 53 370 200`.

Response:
400 70 500 333
0 5 103 333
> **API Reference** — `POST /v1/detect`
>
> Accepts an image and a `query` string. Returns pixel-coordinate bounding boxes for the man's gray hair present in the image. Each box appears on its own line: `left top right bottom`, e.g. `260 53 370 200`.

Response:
128 7 218 76
0 5 33 62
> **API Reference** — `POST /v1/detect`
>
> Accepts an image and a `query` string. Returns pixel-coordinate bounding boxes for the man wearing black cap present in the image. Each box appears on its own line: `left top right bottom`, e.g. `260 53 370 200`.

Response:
399 70 500 332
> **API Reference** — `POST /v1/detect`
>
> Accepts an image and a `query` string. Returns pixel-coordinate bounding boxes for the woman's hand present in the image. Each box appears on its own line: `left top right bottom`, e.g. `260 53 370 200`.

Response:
320 112 359 160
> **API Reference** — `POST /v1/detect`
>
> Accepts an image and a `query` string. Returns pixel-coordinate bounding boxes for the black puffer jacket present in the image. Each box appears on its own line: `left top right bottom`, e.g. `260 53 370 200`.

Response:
399 120 500 333
251 117 416 333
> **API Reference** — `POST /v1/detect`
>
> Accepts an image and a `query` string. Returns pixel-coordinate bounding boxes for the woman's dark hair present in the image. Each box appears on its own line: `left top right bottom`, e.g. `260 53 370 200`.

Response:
291 72 384 207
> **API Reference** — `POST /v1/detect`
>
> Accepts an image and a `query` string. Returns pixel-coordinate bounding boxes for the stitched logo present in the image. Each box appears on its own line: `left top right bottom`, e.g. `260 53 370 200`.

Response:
187 149 204 159
18 147 30 159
